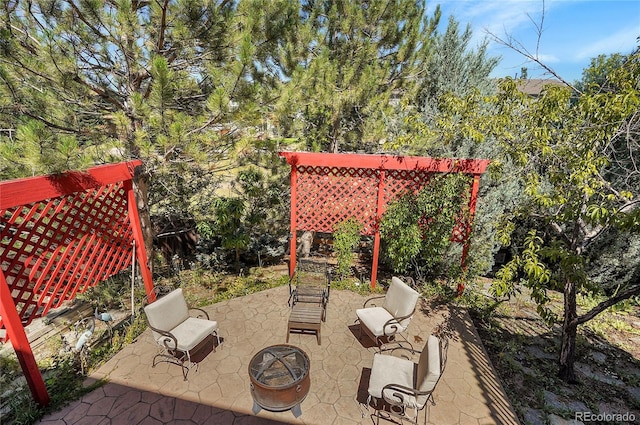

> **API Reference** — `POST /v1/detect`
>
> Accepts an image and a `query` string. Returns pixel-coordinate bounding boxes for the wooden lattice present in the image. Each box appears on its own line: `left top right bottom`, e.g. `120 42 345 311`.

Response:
296 166 380 234
1 182 133 327
280 152 490 288
0 161 154 406
294 166 471 240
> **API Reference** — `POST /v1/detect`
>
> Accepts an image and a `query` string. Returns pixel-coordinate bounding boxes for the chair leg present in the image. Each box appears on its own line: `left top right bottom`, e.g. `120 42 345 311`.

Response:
213 330 221 351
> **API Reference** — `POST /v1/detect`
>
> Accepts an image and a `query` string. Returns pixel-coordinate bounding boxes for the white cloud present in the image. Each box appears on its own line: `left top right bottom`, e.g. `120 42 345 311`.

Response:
433 0 639 81
535 53 560 63
574 26 639 61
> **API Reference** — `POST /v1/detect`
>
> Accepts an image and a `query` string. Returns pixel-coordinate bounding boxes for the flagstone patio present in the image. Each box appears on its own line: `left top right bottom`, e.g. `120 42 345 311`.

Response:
37 285 522 425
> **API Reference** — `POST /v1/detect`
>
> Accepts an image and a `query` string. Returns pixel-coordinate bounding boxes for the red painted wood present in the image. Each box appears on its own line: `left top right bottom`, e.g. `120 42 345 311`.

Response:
279 152 490 174
371 170 386 289
125 180 155 302
457 174 483 296
279 152 490 288
0 271 50 406
0 161 154 407
289 166 298 278
0 161 142 209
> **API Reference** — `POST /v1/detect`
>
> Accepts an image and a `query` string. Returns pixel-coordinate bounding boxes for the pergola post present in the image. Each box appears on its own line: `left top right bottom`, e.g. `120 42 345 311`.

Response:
371 170 386 289
458 174 483 296
0 272 50 406
289 165 298 278
125 179 155 303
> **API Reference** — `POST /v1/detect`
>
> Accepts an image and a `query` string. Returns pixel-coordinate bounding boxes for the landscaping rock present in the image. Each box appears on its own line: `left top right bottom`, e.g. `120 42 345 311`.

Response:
522 407 546 425
548 413 584 425
544 390 568 411
526 345 556 360
588 350 607 364
628 386 640 403
575 362 625 386
543 390 588 414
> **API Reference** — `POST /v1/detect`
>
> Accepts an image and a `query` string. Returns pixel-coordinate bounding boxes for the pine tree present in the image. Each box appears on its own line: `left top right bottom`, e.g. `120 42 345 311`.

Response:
276 0 440 153
0 0 298 256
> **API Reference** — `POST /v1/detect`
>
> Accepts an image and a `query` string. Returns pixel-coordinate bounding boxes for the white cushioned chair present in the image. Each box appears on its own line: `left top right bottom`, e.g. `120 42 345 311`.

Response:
356 276 420 350
144 288 220 380
367 334 449 425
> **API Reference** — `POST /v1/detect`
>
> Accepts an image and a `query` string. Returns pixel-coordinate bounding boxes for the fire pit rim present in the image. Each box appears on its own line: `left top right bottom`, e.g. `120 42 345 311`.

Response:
248 344 310 389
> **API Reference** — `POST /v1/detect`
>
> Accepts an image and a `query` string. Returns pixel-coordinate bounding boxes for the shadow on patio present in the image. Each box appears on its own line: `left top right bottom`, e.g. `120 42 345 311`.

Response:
37 285 521 425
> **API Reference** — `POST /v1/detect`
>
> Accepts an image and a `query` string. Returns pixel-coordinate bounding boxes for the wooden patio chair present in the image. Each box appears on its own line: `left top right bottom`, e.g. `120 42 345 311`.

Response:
355 276 420 351
288 254 332 322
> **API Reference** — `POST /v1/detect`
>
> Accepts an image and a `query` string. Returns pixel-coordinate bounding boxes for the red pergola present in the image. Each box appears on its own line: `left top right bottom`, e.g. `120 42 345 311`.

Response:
279 152 490 289
0 161 155 406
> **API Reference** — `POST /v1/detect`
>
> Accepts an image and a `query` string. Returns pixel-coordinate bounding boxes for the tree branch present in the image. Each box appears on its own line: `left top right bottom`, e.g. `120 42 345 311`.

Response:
574 282 640 327
484 1 581 95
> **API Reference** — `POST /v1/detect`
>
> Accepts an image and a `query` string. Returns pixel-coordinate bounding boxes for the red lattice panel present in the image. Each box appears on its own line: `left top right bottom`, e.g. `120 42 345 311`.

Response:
296 166 380 234
1 182 133 326
295 166 472 239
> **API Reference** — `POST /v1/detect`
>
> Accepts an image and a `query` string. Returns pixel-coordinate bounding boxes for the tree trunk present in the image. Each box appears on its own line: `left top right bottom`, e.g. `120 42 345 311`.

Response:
133 166 155 275
235 247 241 274
558 278 578 383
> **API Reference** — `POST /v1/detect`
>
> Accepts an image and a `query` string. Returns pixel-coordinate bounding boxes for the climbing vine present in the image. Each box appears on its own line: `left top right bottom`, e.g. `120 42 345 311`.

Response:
379 173 471 277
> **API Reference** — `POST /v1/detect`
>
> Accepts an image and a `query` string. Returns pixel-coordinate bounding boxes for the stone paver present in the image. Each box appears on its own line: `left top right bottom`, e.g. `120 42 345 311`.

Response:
37 286 521 425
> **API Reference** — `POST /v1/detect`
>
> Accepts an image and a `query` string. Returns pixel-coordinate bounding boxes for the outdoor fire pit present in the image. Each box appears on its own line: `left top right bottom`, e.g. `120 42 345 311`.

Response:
248 344 310 417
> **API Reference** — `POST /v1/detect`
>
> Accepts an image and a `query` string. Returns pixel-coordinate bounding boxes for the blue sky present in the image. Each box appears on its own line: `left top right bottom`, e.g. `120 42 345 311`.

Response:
426 0 640 83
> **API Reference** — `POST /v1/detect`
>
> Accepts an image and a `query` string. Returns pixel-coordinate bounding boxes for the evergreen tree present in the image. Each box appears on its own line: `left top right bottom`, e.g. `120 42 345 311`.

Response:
0 0 297 257
276 0 440 153
385 16 505 277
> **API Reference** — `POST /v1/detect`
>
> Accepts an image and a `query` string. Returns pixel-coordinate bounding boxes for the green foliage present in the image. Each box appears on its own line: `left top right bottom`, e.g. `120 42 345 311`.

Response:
276 0 441 153
431 49 640 380
206 163 288 271
1 350 104 425
0 0 298 260
383 15 505 279
379 173 471 278
333 218 363 279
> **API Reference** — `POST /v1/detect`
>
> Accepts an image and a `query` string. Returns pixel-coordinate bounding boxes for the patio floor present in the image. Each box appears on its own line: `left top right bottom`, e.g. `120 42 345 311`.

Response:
37 285 522 425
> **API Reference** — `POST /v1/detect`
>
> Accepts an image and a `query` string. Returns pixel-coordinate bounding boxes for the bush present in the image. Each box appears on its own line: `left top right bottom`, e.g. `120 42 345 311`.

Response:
333 218 363 279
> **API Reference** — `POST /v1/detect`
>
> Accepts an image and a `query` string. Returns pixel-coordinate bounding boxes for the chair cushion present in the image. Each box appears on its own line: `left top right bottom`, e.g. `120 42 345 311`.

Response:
382 277 419 328
368 353 419 408
356 307 399 337
416 335 441 406
144 288 190 342
161 317 218 352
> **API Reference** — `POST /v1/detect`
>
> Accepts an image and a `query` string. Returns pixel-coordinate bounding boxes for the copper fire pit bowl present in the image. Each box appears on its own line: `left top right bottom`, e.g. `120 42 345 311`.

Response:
248 344 310 417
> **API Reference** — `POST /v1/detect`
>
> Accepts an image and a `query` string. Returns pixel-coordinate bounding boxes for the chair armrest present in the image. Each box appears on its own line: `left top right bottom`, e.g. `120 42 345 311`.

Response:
147 323 179 352
363 295 385 308
383 305 416 328
380 305 417 337
381 383 432 405
189 307 210 320
386 344 421 359
381 383 417 405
